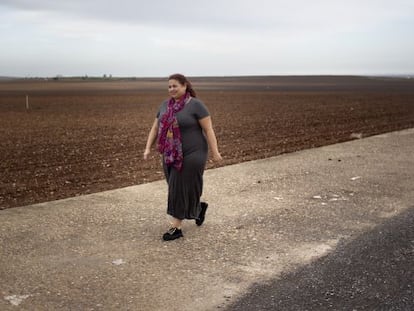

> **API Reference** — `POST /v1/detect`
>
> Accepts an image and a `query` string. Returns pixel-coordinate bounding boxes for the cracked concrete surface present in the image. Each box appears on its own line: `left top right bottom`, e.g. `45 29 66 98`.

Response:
1 129 413 310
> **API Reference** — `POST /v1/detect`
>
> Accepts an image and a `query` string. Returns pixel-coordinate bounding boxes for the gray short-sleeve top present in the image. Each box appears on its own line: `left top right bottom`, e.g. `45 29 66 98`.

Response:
157 98 210 156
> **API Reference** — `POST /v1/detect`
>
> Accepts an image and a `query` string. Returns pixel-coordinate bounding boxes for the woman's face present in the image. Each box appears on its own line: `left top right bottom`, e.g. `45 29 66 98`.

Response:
168 79 187 100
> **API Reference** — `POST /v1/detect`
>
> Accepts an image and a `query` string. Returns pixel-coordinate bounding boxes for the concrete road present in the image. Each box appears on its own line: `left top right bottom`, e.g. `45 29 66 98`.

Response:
1 129 413 310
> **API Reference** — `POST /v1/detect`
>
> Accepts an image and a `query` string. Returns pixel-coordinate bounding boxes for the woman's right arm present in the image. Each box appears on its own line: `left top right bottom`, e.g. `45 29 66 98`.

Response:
143 118 159 160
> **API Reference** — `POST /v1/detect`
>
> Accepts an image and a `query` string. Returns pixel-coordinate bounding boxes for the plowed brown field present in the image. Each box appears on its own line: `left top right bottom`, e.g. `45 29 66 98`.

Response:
1 76 414 209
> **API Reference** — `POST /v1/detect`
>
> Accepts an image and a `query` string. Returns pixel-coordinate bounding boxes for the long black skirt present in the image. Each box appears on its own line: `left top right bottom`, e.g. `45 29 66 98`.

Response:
163 149 207 220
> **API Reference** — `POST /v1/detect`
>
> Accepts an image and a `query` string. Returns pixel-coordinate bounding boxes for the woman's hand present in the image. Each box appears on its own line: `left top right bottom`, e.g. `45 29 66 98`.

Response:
212 152 223 162
143 148 151 160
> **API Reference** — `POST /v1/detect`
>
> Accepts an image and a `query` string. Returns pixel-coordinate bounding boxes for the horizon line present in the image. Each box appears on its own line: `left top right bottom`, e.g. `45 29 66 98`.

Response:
1 73 413 80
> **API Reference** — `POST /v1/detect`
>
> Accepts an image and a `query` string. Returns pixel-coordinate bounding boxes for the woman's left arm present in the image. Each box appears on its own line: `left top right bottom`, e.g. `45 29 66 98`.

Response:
199 116 223 162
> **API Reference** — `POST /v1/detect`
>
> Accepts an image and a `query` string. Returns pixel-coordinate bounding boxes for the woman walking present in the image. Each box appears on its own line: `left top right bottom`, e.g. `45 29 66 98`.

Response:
144 74 222 241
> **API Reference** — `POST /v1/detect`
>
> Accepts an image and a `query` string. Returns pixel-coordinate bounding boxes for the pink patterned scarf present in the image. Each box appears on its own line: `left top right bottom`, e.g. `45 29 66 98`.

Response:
157 92 190 171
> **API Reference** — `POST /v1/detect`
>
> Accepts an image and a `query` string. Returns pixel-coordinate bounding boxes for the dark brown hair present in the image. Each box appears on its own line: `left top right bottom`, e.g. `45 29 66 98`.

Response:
168 73 197 98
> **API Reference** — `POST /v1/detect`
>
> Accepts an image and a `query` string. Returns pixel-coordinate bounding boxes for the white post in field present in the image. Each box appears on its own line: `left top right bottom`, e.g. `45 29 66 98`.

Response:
26 95 29 110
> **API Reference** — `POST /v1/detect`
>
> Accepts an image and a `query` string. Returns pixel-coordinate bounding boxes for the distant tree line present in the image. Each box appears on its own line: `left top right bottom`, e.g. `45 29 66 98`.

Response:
52 74 113 81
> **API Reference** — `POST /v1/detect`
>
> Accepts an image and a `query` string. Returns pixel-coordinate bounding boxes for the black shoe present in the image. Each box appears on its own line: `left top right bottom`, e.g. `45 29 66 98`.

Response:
162 227 183 241
196 202 208 226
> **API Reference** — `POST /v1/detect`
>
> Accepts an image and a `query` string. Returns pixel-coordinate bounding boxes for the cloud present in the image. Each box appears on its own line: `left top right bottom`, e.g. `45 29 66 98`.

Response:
3 0 412 32
1 0 413 76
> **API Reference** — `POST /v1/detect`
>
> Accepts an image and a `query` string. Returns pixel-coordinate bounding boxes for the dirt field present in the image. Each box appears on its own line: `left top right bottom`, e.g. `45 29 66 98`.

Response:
1 76 414 209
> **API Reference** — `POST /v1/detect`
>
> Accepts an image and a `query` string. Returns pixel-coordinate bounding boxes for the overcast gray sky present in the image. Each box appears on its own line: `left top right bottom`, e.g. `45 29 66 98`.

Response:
1 0 413 77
